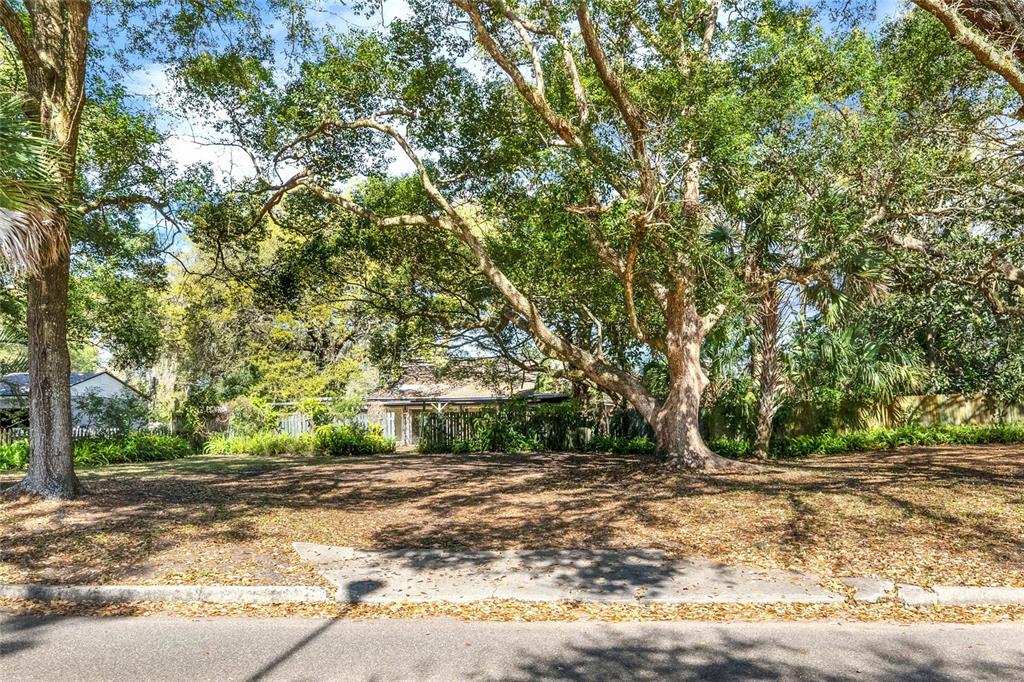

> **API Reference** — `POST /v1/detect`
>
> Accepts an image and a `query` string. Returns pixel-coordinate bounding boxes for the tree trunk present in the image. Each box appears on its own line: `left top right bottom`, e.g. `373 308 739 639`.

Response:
650 291 748 470
651 382 739 470
7 251 79 498
751 284 782 460
2 0 91 499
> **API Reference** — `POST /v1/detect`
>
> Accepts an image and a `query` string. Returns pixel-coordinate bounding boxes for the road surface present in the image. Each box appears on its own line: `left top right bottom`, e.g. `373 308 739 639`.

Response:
2 615 1022 680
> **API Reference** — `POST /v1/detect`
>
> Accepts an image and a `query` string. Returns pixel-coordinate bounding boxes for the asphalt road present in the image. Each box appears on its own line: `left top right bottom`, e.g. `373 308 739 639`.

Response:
2 615 1023 681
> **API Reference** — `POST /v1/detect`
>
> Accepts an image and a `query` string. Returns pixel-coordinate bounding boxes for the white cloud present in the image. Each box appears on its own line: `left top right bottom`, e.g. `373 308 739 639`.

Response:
305 0 411 30
126 64 260 181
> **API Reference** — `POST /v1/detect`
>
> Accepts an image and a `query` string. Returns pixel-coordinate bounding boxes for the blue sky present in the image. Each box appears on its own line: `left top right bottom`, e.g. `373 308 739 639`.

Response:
90 0 910 185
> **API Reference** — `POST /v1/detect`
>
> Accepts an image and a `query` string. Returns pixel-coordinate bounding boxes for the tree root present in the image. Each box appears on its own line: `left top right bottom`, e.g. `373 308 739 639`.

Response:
1 474 84 501
664 450 768 474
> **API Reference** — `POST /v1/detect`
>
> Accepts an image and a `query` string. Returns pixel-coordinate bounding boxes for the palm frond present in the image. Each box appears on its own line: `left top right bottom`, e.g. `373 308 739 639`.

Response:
0 94 68 276
0 205 67 275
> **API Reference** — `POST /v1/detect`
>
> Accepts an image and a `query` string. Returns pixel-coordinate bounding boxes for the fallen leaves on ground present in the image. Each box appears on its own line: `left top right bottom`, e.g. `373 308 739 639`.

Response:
1 445 1021 590
1 597 1022 624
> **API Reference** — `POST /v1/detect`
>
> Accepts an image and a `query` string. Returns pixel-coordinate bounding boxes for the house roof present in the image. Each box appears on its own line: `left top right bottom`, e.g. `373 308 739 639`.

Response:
0 371 142 398
366 362 565 406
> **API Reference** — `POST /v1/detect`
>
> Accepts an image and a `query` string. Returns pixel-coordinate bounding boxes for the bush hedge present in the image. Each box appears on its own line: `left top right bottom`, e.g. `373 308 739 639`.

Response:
0 433 194 471
418 401 599 454
0 440 30 470
419 421 1024 458
709 423 1024 460
589 435 658 455
314 423 395 456
204 424 395 458
204 432 315 457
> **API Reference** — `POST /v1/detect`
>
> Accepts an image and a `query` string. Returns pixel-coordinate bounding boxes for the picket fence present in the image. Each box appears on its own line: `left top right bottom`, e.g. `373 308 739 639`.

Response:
0 426 133 445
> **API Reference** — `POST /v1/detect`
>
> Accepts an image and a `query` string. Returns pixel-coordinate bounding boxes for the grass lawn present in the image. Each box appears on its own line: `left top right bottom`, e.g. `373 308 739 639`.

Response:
1 444 1022 589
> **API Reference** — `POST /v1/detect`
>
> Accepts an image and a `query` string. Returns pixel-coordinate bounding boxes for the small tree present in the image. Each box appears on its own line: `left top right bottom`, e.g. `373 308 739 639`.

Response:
73 391 152 434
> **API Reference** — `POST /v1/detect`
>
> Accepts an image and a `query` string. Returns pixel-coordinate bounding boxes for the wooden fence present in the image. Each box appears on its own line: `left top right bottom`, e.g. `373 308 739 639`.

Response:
418 410 605 452
782 394 1024 435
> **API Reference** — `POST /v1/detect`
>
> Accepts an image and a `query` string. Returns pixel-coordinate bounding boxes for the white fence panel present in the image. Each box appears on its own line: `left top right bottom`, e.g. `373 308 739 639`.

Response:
273 411 394 440
279 412 311 436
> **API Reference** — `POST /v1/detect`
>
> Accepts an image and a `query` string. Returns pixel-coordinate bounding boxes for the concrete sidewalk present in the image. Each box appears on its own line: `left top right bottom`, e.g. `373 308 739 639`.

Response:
2 545 1020 608
293 543 844 604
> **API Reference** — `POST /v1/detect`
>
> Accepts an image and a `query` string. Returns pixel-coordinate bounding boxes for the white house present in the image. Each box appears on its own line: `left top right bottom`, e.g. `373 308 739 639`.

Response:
0 371 147 429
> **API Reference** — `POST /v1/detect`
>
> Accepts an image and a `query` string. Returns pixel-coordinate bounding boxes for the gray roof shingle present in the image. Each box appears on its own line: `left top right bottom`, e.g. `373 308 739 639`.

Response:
0 371 104 397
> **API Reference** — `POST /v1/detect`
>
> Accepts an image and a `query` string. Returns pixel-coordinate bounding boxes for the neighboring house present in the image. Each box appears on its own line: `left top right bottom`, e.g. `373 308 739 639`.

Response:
364 363 567 446
0 371 147 430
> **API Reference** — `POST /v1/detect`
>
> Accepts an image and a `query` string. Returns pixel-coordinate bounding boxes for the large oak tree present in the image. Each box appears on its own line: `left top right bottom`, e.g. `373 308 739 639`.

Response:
189 0 895 468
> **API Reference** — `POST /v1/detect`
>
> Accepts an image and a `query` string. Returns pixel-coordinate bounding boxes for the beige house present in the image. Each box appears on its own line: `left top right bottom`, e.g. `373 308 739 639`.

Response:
364 363 566 446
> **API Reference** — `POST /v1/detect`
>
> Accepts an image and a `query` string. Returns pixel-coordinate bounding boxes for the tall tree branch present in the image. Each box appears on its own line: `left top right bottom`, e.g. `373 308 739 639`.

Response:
913 0 1024 113
0 1 37 69
311 117 660 415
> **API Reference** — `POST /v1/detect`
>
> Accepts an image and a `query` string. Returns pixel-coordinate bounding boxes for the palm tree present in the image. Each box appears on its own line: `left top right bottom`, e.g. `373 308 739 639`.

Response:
787 324 927 431
0 93 80 498
0 94 67 276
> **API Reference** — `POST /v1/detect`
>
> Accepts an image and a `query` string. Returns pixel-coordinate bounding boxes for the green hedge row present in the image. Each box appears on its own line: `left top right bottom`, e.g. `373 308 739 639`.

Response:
0 433 194 471
204 431 315 456
204 424 395 458
418 403 598 454
709 423 1024 459
314 423 395 456
420 432 658 455
422 423 1024 458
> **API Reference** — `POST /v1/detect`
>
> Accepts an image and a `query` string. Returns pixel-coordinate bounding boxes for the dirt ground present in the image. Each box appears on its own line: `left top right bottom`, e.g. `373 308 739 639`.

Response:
1 445 1022 589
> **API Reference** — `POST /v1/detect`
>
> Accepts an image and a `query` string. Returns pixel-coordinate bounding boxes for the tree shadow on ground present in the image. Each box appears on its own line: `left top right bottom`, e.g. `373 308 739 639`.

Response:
493 629 1024 682
4 614 1022 680
0 446 1021 587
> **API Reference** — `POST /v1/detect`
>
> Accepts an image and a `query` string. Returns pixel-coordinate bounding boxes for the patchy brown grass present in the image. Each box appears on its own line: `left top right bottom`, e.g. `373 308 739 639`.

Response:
1 445 1022 589
2 597 1022 624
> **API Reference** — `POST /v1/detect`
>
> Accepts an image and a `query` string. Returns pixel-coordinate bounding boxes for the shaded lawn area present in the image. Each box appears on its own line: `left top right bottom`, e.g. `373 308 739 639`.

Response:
1 445 1022 588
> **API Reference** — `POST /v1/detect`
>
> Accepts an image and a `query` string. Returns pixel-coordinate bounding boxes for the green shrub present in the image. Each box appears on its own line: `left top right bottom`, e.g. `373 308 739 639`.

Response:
203 426 394 457
730 422 1024 460
0 433 193 470
204 432 315 456
0 440 30 470
314 423 395 457
74 433 194 467
74 391 153 432
226 396 279 437
708 438 750 459
587 435 657 455
120 433 194 461
418 401 603 453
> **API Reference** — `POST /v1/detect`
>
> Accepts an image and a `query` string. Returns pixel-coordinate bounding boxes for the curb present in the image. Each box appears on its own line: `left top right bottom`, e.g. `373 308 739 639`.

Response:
0 584 331 604
897 584 1024 607
3 582 1023 607
841 578 895 604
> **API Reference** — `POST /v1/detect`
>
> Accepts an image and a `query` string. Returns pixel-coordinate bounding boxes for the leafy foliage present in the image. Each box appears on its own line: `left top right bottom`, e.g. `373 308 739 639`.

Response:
0 433 194 470
204 431 316 457
73 390 152 432
418 401 648 453
314 423 395 456
710 422 1024 460
204 423 395 457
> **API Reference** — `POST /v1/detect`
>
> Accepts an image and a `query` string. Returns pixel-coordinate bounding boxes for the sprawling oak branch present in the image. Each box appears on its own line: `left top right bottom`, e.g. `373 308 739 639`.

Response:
913 0 1024 112
0 0 36 69
285 118 661 417
455 0 582 146
888 231 1024 286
